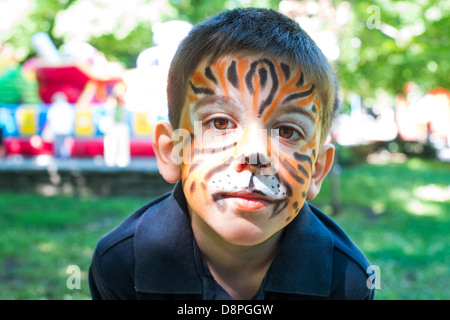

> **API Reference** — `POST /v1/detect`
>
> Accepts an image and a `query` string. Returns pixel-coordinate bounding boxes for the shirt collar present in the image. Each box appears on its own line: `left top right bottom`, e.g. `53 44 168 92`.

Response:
134 180 334 297
264 202 334 297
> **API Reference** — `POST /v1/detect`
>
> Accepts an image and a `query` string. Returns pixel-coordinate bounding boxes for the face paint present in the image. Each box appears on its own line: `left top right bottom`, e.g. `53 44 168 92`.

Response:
179 54 323 245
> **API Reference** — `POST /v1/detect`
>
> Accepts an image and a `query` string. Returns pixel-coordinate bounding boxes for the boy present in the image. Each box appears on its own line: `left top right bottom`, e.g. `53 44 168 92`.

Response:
89 8 374 300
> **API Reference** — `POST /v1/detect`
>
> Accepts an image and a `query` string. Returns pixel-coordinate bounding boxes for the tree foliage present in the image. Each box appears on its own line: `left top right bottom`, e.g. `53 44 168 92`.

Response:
2 0 448 96
338 0 449 98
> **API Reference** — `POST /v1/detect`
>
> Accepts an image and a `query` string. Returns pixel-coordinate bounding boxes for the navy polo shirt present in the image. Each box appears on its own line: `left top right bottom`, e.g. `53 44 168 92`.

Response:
89 181 375 300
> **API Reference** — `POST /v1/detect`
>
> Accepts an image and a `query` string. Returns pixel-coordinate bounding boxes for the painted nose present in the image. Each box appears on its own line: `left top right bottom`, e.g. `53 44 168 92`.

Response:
234 125 273 174
234 152 271 170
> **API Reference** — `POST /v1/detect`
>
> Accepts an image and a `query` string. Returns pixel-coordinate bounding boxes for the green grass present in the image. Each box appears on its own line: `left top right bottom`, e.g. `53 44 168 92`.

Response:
0 193 146 299
0 158 449 299
312 158 450 299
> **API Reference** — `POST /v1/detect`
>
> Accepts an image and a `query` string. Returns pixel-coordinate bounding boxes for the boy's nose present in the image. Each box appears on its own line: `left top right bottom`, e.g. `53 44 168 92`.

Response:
233 125 273 174
235 153 271 168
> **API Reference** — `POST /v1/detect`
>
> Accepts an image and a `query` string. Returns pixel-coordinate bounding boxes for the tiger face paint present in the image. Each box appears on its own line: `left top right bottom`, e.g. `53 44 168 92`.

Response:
178 54 326 246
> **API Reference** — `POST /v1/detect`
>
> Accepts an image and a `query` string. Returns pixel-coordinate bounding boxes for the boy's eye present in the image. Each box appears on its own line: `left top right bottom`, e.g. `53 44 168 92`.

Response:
274 125 303 140
278 126 294 139
212 118 231 130
204 116 236 132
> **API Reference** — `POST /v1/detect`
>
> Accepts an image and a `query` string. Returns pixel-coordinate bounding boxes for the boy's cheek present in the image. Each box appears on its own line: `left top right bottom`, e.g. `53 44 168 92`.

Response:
287 184 309 221
181 163 209 207
276 151 314 218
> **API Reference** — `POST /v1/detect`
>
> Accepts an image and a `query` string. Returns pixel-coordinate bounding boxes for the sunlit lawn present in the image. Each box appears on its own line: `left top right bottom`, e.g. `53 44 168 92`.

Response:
0 158 449 299
313 158 450 299
0 193 146 299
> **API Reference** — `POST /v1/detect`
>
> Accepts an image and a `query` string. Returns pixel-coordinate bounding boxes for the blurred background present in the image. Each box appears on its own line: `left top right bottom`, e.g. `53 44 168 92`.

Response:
0 0 448 300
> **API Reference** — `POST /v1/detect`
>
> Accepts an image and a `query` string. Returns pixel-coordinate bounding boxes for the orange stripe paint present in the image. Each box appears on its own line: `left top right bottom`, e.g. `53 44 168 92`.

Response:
263 81 315 122
237 57 249 95
252 72 260 114
214 59 230 97
192 71 209 87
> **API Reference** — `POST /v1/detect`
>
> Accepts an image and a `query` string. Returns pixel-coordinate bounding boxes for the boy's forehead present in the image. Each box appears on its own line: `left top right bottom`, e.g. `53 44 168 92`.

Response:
188 54 315 104
193 54 300 76
186 54 319 122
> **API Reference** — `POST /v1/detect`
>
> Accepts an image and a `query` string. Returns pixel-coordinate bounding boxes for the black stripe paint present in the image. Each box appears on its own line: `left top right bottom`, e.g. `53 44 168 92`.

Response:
296 72 304 87
293 152 312 168
280 63 290 80
227 61 239 89
257 59 279 117
282 159 305 184
283 84 315 104
205 66 217 84
297 164 310 179
204 158 232 180
190 81 215 95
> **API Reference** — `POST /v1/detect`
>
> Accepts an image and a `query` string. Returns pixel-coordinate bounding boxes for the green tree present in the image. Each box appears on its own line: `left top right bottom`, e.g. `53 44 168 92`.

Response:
337 0 449 99
3 0 280 68
3 0 76 59
3 0 448 93
168 0 280 24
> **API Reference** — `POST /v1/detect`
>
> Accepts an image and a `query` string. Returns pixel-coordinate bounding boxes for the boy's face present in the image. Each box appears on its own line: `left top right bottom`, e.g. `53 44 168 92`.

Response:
178 54 325 246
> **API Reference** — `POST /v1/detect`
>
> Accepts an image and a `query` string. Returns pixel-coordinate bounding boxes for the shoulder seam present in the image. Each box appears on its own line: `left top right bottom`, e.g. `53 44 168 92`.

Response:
97 233 134 258
334 244 370 274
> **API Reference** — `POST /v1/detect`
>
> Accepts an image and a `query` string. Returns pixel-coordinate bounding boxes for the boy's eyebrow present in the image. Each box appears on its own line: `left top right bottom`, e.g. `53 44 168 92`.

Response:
275 104 316 123
192 95 316 123
193 95 244 112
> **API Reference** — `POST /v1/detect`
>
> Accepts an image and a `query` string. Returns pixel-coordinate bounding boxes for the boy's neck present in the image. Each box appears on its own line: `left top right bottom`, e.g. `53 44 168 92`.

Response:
189 208 283 299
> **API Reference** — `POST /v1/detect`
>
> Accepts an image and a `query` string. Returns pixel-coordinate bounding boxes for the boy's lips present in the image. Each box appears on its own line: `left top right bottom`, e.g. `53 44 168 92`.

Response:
214 190 277 211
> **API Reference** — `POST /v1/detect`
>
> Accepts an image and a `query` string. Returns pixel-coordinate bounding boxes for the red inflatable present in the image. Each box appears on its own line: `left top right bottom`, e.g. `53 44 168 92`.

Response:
35 65 119 104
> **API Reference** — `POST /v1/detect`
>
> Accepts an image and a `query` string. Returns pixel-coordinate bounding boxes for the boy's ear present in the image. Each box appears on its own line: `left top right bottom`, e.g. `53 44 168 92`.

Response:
306 143 335 201
152 120 182 183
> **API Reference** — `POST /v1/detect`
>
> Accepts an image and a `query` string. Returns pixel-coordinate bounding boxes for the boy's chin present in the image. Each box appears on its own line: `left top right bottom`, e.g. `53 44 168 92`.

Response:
217 225 270 247
199 210 285 247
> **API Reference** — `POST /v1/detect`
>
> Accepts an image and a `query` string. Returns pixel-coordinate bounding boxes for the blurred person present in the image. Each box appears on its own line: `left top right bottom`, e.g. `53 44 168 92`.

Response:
102 83 130 167
46 92 75 158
